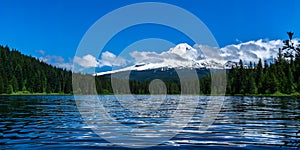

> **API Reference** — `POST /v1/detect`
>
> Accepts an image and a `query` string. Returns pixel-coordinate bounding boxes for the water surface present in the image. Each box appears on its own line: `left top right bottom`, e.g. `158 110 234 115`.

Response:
0 95 299 149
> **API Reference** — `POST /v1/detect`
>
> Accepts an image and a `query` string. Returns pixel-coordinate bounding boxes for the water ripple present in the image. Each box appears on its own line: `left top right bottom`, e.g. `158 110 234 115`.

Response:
0 95 299 149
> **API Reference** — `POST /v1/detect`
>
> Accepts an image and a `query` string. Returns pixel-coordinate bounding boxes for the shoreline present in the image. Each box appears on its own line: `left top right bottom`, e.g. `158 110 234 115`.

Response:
1 93 300 97
0 92 73 96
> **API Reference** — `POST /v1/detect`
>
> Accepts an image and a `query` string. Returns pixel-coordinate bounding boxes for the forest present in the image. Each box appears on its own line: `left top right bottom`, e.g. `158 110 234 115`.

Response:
0 45 72 94
226 32 300 95
1 32 300 95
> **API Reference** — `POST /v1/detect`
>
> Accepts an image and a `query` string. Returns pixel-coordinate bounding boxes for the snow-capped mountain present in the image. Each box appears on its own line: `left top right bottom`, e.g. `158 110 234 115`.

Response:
94 43 230 76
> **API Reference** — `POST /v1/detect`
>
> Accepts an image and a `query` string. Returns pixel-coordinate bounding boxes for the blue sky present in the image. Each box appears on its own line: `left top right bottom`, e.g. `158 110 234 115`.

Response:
0 0 300 70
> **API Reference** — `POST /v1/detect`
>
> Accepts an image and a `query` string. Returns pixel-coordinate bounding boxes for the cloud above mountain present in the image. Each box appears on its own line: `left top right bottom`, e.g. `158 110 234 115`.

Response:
219 39 284 63
74 54 98 68
130 43 201 63
128 39 285 66
128 43 206 69
99 51 127 67
74 38 297 72
74 51 127 69
130 50 188 64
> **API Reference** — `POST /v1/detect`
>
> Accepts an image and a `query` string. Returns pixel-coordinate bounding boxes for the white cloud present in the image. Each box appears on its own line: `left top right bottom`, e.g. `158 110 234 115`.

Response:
129 43 228 67
130 51 172 64
74 54 98 68
74 51 127 69
36 50 73 70
129 43 199 65
193 44 220 60
220 39 283 63
99 51 127 67
126 39 289 67
35 50 127 71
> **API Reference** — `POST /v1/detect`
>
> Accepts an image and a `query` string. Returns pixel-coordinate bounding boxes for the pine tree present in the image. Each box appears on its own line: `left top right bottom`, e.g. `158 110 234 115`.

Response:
246 71 257 94
286 65 295 94
297 79 300 93
249 61 253 69
6 84 13 94
0 76 4 93
11 75 18 92
255 59 264 93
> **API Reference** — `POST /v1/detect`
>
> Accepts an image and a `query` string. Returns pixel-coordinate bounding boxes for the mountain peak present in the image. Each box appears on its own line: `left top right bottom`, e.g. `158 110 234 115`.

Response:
169 43 194 56
94 43 222 76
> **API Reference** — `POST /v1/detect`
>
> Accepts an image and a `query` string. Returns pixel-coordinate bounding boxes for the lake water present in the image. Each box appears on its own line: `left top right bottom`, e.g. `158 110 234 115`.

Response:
0 95 299 149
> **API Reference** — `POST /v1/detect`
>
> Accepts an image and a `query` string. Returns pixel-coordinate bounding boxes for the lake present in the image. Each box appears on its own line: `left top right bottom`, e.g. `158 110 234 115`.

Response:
0 95 299 149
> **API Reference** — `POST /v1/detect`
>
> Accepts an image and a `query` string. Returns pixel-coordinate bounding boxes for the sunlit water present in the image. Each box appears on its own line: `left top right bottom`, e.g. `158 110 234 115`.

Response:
0 95 299 149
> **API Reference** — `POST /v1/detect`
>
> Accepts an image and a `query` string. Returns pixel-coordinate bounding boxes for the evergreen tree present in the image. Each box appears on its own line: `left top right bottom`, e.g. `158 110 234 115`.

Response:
255 59 264 93
245 71 257 94
11 75 18 93
6 84 13 94
286 65 295 94
15 64 23 91
0 76 4 93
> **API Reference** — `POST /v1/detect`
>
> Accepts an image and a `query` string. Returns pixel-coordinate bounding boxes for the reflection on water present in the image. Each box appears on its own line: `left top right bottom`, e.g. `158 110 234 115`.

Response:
0 95 299 149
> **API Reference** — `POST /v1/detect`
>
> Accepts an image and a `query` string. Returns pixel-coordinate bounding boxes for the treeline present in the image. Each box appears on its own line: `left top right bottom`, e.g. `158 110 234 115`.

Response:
72 75 184 95
0 45 72 94
91 55 300 95
1 32 300 95
93 73 209 95
226 57 299 95
227 32 300 95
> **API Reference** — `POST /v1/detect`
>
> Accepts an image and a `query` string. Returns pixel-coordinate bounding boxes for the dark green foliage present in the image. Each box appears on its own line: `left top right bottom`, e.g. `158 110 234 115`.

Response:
224 57 298 95
6 84 13 94
225 32 300 95
0 45 72 94
0 76 4 93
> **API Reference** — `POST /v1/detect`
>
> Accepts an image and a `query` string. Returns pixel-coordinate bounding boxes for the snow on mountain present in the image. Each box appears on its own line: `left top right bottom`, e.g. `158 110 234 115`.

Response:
94 43 227 76
169 43 198 60
71 39 285 75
